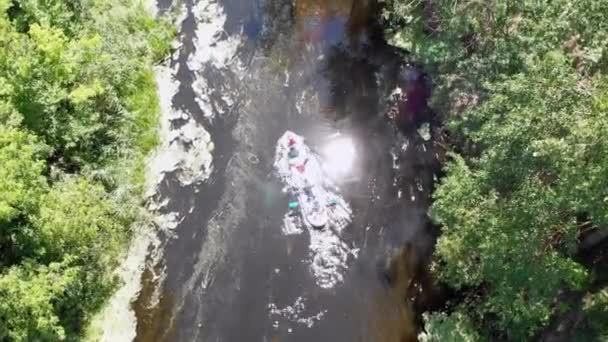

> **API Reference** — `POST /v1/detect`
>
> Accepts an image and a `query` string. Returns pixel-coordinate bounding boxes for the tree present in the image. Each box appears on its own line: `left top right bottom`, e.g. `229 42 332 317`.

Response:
0 0 172 338
382 0 608 339
0 127 47 224
0 127 47 266
0 259 80 341
34 177 126 266
419 311 482 342
576 288 608 341
431 58 607 340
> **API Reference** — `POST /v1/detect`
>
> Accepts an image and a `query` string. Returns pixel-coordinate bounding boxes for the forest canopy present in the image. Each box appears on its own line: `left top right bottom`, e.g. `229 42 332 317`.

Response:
0 0 172 340
382 0 608 340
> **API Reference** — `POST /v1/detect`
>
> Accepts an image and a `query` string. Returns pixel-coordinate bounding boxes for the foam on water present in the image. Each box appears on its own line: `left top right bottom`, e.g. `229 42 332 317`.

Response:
308 228 358 289
98 63 200 341
147 64 214 191
94 223 160 341
188 0 241 119
147 0 246 333
96 3 215 340
268 296 327 329
188 0 239 70
282 215 304 235
274 132 357 289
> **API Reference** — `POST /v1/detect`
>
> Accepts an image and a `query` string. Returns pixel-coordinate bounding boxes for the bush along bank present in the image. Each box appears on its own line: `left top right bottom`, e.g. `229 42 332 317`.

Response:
0 0 173 340
381 0 608 340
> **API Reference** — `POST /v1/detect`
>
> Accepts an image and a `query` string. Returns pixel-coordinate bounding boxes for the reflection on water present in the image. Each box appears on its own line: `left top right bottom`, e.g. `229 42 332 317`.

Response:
292 0 376 119
295 0 371 48
321 135 356 181
290 1 440 341
369 245 420 342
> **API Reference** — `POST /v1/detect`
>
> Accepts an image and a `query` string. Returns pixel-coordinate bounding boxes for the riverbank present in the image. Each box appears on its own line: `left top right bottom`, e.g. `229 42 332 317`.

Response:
381 1 608 339
86 1 223 340
0 1 176 340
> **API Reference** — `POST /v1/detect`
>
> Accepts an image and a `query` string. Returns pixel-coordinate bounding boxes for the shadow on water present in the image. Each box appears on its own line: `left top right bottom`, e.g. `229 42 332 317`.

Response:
275 0 447 340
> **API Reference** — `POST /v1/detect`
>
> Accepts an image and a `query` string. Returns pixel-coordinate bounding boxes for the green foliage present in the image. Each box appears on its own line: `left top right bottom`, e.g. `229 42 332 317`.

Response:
8 0 88 35
0 0 172 339
0 260 79 341
0 256 114 341
383 0 608 340
575 288 608 341
1 0 173 170
0 127 48 266
382 0 608 114
419 311 482 342
34 177 127 264
383 0 608 71
0 127 47 224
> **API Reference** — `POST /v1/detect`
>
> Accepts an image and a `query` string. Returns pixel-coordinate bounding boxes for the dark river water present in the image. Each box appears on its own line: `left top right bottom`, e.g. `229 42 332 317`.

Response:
133 0 442 340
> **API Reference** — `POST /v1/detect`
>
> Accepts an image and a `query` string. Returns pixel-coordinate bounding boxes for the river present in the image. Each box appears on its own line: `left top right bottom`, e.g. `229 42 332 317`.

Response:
117 0 442 340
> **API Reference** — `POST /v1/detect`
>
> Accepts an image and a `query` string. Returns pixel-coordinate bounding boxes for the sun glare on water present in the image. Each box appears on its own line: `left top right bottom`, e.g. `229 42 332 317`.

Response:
322 136 357 180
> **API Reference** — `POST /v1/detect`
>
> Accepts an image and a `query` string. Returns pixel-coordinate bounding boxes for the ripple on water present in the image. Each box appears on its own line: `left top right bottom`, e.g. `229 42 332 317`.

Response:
95 2 217 338
188 0 241 120
274 132 357 289
268 296 327 330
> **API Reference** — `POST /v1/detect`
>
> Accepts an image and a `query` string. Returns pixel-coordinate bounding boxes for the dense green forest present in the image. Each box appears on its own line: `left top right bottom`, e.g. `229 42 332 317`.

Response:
382 0 608 340
0 0 172 340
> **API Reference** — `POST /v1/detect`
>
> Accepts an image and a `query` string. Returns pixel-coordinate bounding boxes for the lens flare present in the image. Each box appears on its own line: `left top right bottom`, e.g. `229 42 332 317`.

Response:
322 136 356 180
